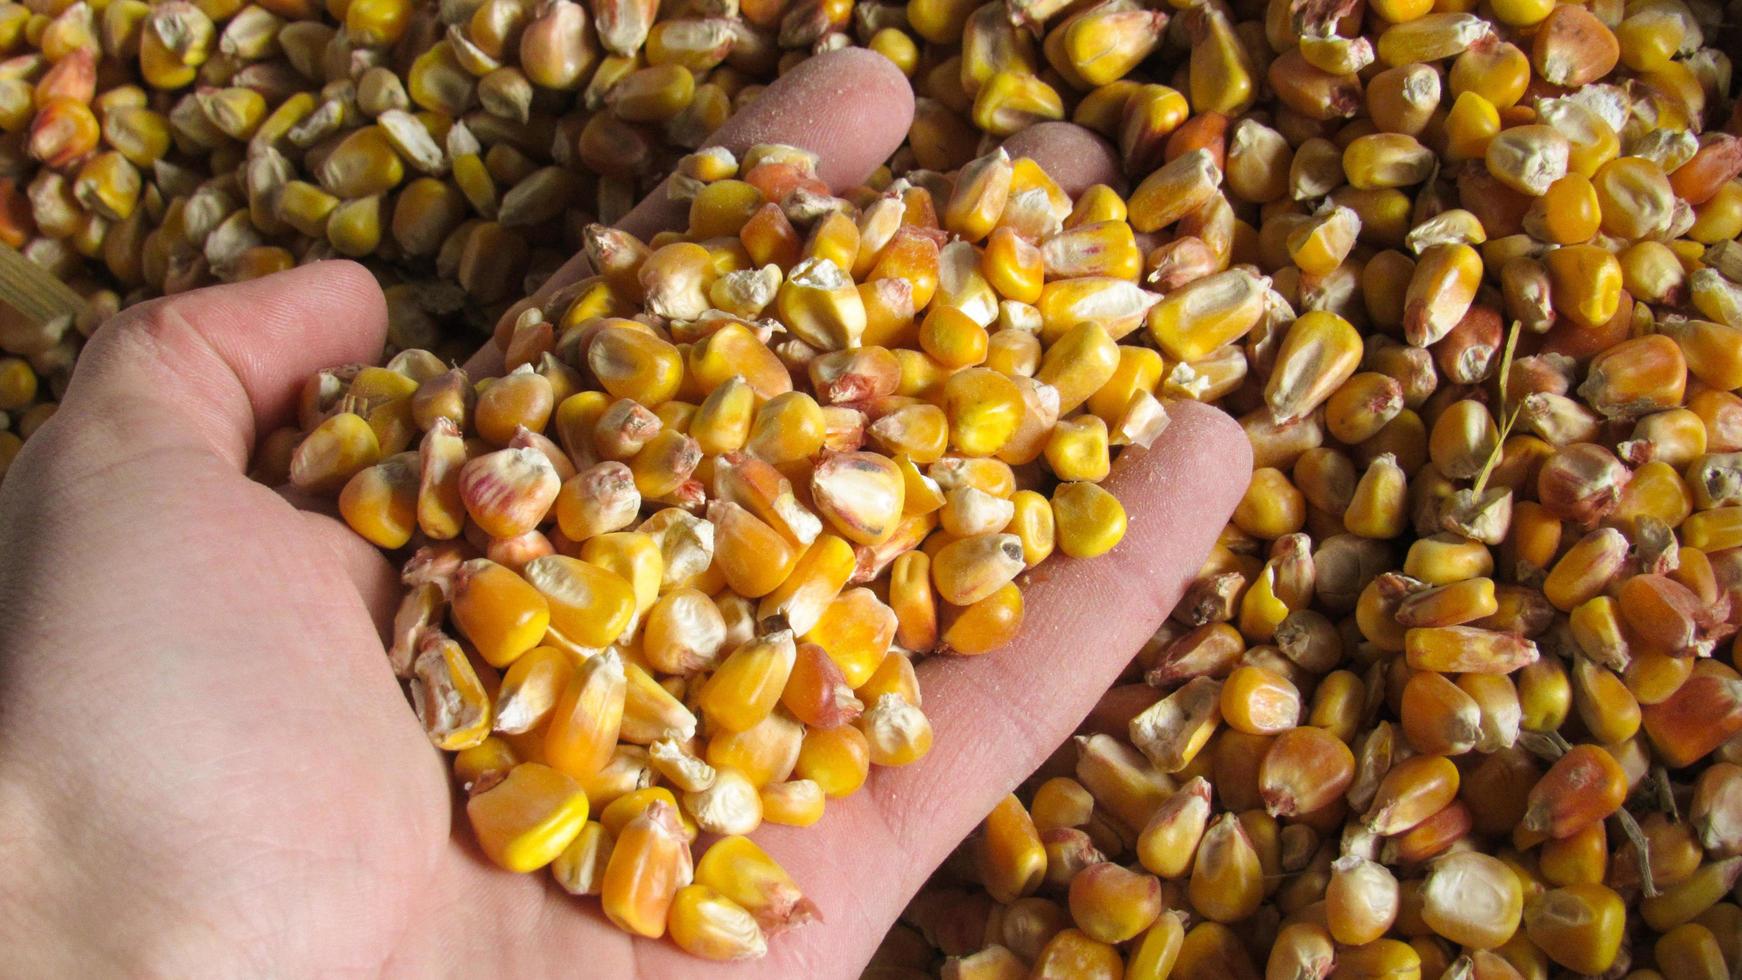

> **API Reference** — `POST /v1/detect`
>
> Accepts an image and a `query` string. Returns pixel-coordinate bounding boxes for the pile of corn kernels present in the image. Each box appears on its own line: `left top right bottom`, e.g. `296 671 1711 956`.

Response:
2 0 1742 974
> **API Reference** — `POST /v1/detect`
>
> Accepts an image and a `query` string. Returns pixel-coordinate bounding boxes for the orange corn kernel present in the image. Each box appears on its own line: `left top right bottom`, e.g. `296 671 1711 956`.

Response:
1522 744 1628 840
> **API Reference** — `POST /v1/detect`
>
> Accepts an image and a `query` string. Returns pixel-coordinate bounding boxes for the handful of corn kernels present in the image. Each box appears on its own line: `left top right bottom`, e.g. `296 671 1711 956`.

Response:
280 142 1223 959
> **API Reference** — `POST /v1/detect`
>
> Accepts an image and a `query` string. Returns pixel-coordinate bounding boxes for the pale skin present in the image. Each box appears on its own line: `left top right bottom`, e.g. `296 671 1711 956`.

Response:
0 50 1251 978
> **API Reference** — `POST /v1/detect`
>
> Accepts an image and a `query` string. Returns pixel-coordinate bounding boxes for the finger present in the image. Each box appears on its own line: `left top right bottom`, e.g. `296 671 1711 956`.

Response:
633 401 1253 978
64 261 388 470
612 47 917 242
1001 121 1124 197
466 47 915 376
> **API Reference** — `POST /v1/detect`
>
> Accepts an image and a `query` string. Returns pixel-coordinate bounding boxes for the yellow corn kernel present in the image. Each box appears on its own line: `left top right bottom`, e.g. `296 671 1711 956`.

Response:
1146 268 1265 362
809 449 909 547
796 724 870 798
879 555 934 660
866 26 918 75
1258 725 1355 818
1047 0 1158 84
856 692 933 766
1530 173 1602 245
698 630 797 734
1537 818 1609 888
1116 912 1183 980
601 800 694 939
1026 927 1120 978
1133 776 1210 880
1334 939 1422 979
492 645 570 735
338 452 418 550
941 581 1024 655
1523 883 1626 974
688 377 755 456
775 258 866 352
1129 676 1221 776
1189 812 1263 923
980 226 1044 305
1343 133 1435 191
561 535 653 637
1043 416 1110 484
409 632 492 751
542 649 626 780
1188 8 1255 115
1222 665 1303 736
1363 754 1460 835
1041 219 1141 282
757 533 854 637
1071 734 1172 836
1639 855 1742 935
1345 453 1408 539
1403 242 1482 347
522 554 636 651
1238 563 1290 644
945 148 1013 243
1690 183 1742 244
1543 244 1623 332
803 586 898 687
1024 783 1093 835
758 779 824 829
454 736 521 791
663 883 765 961
466 761 589 874
1680 505 1742 551
741 391 824 466
1592 156 1676 241
1265 310 1363 424
919 304 989 370
1649 922 1726 980
1327 854 1400 946
1128 148 1222 234
1443 91 1500 163
984 328 1041 379
290 411 381 493
1068 184 1128 229
1417 850 1524 949
688 323 791 401
1051 481 1126 559
588 326 683 407
1284 206 1359 277
1066 861 1161 945
942 367 1024 457
1432 400 1504 483
1033 277 1153 345
446 558 550 669
1661 320 1742 392
977 793 1045 903
971 70 1063 138
1086 347 1164 429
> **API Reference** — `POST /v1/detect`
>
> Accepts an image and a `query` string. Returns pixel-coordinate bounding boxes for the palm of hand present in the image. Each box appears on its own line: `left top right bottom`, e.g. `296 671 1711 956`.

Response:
0 305 410 964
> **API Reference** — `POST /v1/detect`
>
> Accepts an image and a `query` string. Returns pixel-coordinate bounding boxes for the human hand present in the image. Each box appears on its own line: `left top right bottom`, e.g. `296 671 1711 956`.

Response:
0 49 1250 977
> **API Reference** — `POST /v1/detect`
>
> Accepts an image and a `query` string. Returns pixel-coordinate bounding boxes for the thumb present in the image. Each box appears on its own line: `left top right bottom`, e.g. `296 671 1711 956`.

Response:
58 261 388 472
